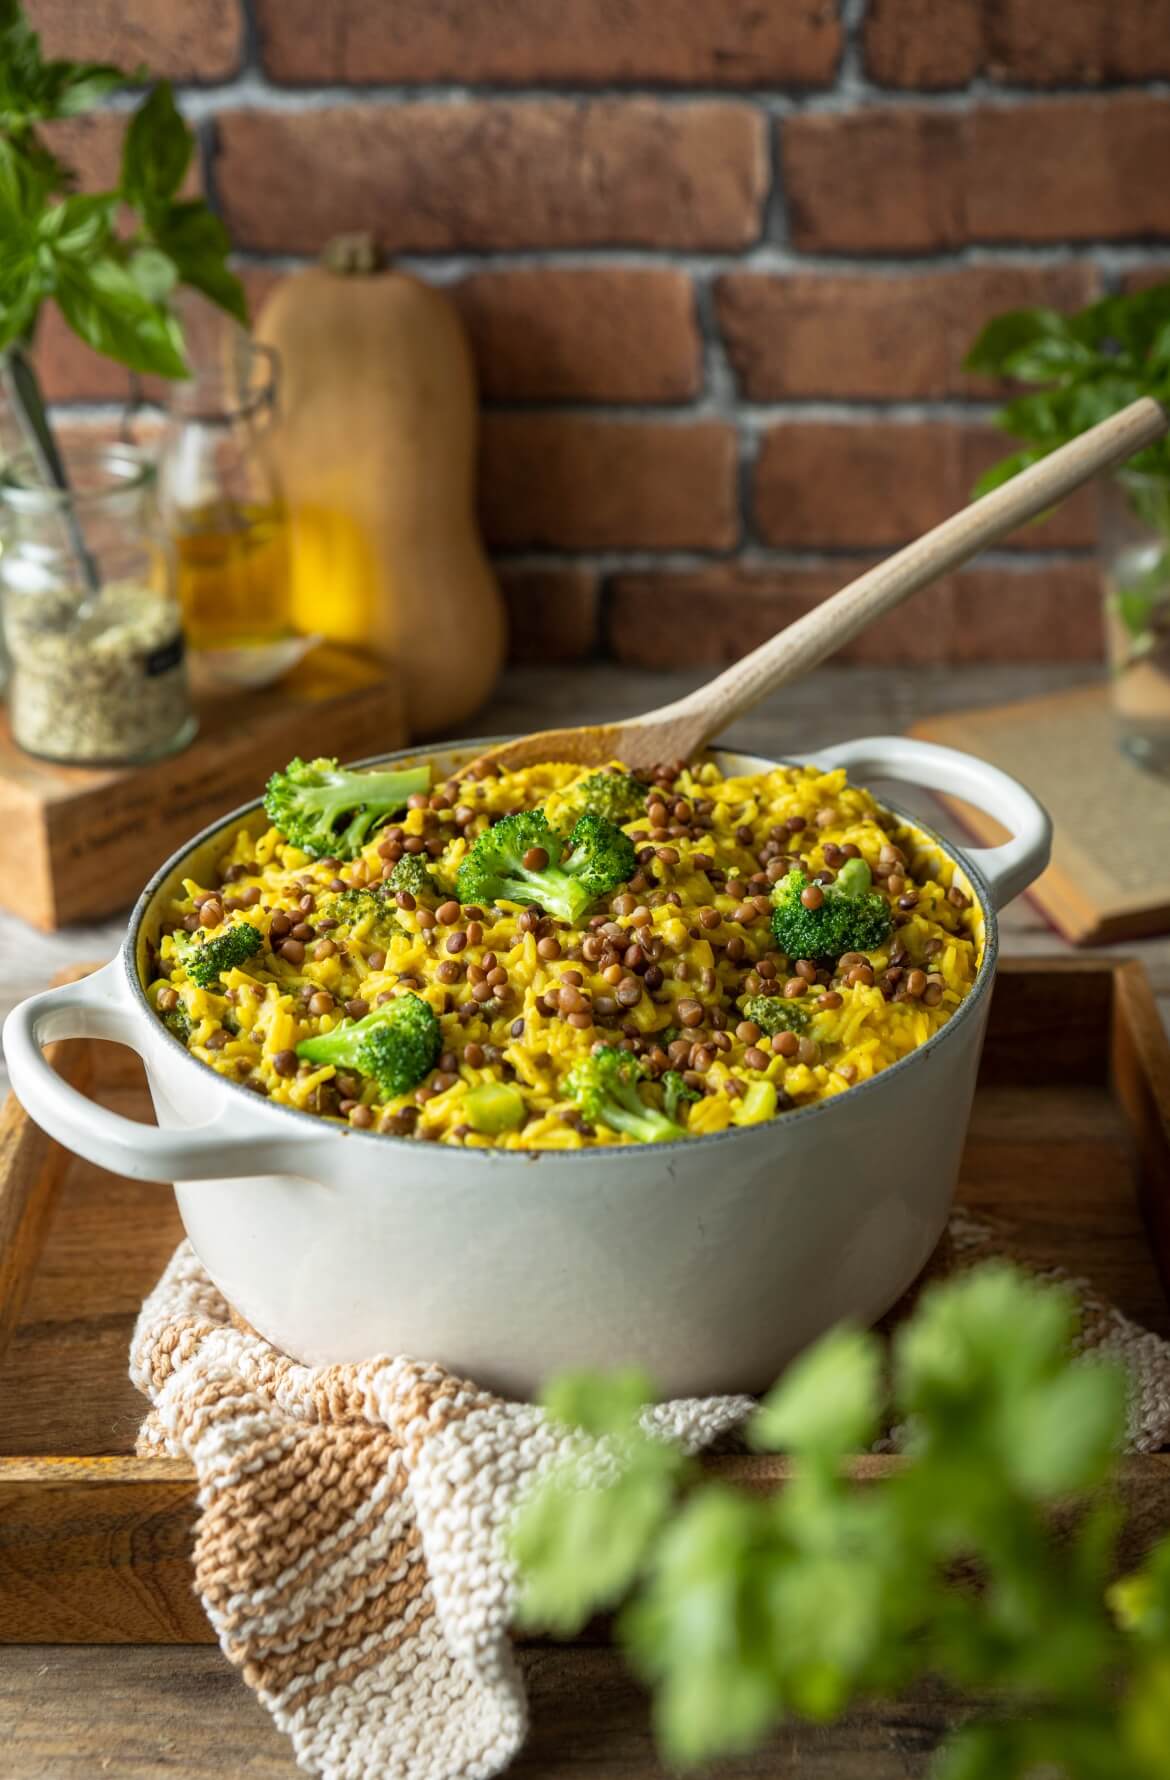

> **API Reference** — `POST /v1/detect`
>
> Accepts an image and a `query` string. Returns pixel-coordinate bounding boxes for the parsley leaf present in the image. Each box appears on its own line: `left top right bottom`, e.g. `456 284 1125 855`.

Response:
514 1263 1167 1775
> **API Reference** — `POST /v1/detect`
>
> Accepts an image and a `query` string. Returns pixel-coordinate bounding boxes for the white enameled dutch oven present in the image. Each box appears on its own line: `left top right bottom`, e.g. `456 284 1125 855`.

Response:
4 736 1050 1399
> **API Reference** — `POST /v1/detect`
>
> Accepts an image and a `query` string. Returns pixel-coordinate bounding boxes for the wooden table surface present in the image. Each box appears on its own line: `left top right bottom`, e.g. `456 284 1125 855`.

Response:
4 660 1169 1779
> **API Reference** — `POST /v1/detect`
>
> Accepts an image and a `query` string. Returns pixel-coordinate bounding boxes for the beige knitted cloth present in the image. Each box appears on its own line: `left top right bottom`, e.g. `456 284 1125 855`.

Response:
130 1220 1170 1780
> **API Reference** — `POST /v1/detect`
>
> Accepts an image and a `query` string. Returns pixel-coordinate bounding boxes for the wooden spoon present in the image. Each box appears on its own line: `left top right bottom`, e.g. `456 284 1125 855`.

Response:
466 395 1168 777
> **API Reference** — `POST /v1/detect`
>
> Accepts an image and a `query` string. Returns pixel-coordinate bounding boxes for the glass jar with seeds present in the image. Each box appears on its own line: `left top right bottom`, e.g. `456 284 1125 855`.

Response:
0 442 196 765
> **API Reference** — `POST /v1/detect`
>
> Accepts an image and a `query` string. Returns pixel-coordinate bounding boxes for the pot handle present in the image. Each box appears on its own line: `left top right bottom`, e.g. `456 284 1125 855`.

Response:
806 736 1051 911
3 958 328 1184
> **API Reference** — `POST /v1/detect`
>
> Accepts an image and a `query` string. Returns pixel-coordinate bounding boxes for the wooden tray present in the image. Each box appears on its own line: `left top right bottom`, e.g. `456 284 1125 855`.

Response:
1 958 1169 1644
911 685 1170 945
0 644 405 933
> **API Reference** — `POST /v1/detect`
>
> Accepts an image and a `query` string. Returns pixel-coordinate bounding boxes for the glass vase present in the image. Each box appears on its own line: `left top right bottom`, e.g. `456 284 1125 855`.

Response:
155 338 312 691
1101 470 1170 776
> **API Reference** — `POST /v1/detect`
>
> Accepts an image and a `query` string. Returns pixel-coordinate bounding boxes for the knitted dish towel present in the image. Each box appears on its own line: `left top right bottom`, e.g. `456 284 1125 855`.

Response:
130 1223 1170 1780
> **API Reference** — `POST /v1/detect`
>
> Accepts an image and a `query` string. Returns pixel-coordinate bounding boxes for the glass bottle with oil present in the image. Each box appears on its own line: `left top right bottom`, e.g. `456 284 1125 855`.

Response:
156 340 309 688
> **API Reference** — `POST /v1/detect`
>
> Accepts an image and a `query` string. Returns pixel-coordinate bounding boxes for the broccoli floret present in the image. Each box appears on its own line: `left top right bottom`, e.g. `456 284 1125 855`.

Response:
161 1001 193 1043
295 992 440 1099
264 756 431 860
662 1070 701 1124
566 1047 685 1145
455 808 635 924
740 995 810 1037
574 769 649 826
771 857 891 963
322 887 404 945
386 853 439 903
176 922 264 988
324 887 390 924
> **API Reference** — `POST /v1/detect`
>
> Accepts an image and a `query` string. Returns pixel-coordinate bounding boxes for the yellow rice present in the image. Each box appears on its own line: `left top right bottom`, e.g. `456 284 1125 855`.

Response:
146 758 982 1148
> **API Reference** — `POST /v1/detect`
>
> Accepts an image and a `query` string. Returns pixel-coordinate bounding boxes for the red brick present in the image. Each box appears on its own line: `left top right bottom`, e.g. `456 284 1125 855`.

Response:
607 561 1102 668
864 0 981 87
453 268 700 404
28 0 243 81
970 99 1170 244
255 0 840 87
783 110 965 254
753 423 1094 551
866 0 1170 89
479 417 738 551
950 564 1103 661
498 566 600 663
1122 265 1170 294
784 100 1170 253
716 265 1098 402
217 102 766 254
607 562 952 668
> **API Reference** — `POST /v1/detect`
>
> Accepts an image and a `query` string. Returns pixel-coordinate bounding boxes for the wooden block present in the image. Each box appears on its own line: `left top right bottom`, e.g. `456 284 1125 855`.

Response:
911 685 1170 945
0 645 406 932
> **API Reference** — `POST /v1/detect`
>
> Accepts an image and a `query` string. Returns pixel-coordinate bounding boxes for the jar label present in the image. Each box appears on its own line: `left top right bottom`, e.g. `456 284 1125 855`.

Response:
144 634 185 678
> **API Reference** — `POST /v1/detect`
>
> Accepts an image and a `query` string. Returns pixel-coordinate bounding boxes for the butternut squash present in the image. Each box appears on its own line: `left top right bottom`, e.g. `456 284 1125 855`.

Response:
255 241 505 737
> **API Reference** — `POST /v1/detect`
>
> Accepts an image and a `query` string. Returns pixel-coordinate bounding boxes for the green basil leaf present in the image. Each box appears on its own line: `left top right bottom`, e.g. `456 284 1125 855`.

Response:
1148 317 1170 374
1085 284 1170 359
964 308 1073 376
999 334 1099 383
54 253 188 378
0 255 43 349
49 60 134 117
753 1326 880 1461
149 199 248 324
38 192 115 257
997 377 1144 445
127 244 178 303
0 133 44 222
121 80 192 215
542 1368 653 1439
0 0 131 129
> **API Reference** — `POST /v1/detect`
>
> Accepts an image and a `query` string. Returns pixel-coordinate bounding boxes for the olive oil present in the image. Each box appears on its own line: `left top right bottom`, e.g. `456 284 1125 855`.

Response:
173 501 292 651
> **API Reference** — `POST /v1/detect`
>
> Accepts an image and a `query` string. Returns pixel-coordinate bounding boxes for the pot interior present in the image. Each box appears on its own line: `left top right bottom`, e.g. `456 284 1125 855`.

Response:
133 739 989 996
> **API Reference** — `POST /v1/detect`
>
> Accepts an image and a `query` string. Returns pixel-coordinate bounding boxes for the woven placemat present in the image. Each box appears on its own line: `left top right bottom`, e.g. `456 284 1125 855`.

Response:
129 1216 1170 1780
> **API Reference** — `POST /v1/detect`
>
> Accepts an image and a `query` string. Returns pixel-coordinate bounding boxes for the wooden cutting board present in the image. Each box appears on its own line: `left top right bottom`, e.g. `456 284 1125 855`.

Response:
912 683 1170 945
0 644 405 933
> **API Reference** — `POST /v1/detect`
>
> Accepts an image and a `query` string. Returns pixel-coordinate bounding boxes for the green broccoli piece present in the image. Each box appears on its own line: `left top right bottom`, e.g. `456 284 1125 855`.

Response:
264 756 431 860
386 853 439 903
740 995 810 1037
771 857 891 963
161 1001 193 1043
574 770 649 826
662 1070 701 1124
295 992 440 1099
455 808 635 924
566 1047 685 1145
322 887 404 944
176 923 264 988
324 887 391 924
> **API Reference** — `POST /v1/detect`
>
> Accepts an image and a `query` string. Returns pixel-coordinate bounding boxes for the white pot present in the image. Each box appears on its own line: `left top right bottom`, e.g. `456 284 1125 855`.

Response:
4 737 1050 1399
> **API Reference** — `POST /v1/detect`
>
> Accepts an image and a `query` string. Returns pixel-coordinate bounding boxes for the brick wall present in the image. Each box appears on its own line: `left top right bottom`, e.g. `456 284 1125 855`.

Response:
30 0 1170 670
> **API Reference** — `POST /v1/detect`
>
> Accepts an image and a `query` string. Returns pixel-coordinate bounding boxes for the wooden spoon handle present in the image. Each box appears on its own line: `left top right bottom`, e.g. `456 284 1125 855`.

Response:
647 395 1168 740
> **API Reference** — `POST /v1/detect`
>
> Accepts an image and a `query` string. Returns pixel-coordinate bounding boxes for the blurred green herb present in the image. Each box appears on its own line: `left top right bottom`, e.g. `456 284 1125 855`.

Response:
965 282 1170 497
0 0 245 381
514 1264 1170 1778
